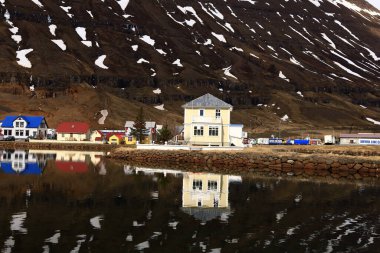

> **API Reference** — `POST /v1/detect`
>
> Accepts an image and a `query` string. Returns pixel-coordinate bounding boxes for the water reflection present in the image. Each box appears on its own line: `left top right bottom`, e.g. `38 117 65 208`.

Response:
125 166 242 224
0 150 51 175
0 150 380 252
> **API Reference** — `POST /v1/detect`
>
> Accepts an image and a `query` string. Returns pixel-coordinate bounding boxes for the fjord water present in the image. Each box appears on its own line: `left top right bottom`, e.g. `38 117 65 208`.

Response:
0 150 380 252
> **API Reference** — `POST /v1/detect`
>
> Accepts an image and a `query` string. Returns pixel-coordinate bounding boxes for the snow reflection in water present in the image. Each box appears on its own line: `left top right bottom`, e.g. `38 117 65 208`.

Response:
0 150 379 252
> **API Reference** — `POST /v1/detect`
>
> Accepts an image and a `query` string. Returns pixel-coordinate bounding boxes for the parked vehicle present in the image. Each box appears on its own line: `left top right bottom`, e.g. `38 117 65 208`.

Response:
256 138 270 145
3 136 15 141
324 135 336 145
294 139 309 145
269 138 283 145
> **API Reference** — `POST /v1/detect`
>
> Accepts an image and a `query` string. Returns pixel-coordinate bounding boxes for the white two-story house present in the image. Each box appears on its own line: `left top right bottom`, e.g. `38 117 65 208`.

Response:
182 93 244 147
1 115 49 139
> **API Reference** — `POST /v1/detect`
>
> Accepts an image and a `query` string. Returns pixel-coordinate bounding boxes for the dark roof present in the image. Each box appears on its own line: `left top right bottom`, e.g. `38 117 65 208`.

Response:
1 116 45 128
340 133 380 138
182 93 232 109
56 122 90 134
181 207 231 222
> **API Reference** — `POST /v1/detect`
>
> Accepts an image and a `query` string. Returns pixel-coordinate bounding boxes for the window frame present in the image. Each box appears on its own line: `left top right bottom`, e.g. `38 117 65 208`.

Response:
215 109 221 118
208 180 218 191
208 126 219 136
192 179 203 190
199 109 204 117
193 126 204 136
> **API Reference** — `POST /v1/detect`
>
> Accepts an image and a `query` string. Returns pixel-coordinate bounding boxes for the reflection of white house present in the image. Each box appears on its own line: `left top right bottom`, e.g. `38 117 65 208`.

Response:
123 166 242 222
0 115 49 139
0 150 47 174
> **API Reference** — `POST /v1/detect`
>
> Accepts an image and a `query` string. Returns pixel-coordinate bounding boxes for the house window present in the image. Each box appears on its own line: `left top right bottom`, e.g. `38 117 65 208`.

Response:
70 133 73 137
61 134 64 137
350 140 354 144
208 180 218 191
198 200 202 207
214 199 219 207
128 136 133 142
199 109 204 117
193 180 202 190
15 130 20 136
193 126 204 136
9 130 12 136
20 122 24 127
26 130 29 136
216 109 221 118
209 126 219 136
15 122 19 127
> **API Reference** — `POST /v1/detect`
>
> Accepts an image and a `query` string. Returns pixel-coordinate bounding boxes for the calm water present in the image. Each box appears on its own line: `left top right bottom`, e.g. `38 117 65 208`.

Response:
1 150 380 252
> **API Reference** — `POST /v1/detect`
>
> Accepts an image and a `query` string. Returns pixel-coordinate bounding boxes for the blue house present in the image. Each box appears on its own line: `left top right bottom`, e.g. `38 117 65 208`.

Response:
1 115 49 139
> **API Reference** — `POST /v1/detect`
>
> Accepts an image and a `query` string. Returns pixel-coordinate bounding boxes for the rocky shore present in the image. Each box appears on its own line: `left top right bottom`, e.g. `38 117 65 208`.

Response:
110 148 380 181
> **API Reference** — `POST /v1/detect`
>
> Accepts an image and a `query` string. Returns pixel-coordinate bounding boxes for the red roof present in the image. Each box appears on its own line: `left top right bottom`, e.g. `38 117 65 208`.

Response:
55 161 88 173
56 122 90 134
106 132 125 140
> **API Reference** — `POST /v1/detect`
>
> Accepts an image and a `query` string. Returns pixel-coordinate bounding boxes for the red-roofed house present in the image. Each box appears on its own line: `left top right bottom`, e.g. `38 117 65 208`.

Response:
108 133 125 145
56 122 91 141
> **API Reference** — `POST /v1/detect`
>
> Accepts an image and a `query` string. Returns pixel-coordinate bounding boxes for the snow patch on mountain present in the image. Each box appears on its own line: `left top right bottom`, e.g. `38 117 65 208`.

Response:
31 0 43 8
51 39 67 51
75 27 87 40
366 117 380 125
223 66 237 80
137 58 150 64
49 24 57 36
95 55 108 69
172 59 183 67
212 32 226 43
116 0 129 11
279 71 289 82
16 49 33 68
140 35 155 46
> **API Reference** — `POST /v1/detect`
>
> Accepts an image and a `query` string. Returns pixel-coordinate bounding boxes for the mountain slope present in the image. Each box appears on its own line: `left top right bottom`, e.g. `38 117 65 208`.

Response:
0 0 379 132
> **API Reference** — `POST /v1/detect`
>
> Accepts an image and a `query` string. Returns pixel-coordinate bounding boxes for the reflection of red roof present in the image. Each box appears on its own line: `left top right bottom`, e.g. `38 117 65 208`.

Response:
56 122 90 134
55 161 88 173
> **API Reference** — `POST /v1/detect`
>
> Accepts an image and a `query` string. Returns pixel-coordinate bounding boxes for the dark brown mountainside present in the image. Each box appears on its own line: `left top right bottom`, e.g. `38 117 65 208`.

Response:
0 0 379 134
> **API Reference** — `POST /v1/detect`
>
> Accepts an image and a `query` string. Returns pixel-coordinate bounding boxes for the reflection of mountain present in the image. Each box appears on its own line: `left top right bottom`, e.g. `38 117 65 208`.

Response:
124 165 242 222
0 150 50 175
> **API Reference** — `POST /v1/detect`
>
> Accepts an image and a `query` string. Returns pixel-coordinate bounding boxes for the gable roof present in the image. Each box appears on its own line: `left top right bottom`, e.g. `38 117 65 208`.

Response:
1 115 46 128
182 93 232 109
340 133 380 138
56 122 90 134
125 121 156 128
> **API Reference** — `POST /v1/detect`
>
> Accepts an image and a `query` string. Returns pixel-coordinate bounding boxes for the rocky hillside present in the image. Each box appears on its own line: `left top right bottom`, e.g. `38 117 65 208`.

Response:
0 0 379 132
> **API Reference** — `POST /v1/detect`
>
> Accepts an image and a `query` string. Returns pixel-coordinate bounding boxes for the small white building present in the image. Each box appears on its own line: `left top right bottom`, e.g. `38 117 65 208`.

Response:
339 133 380 145
0 115 49 139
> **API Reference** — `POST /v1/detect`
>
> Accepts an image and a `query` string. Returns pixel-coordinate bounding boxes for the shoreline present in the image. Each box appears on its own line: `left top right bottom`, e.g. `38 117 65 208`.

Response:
110 147 380 181
0 141 118 151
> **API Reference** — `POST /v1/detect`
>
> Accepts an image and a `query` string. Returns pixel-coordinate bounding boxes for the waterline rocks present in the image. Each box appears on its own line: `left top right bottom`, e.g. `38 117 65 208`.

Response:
110 148 380 180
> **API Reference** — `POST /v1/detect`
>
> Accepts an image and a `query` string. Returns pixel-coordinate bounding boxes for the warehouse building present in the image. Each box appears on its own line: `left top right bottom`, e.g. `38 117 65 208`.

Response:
339 133 380 145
